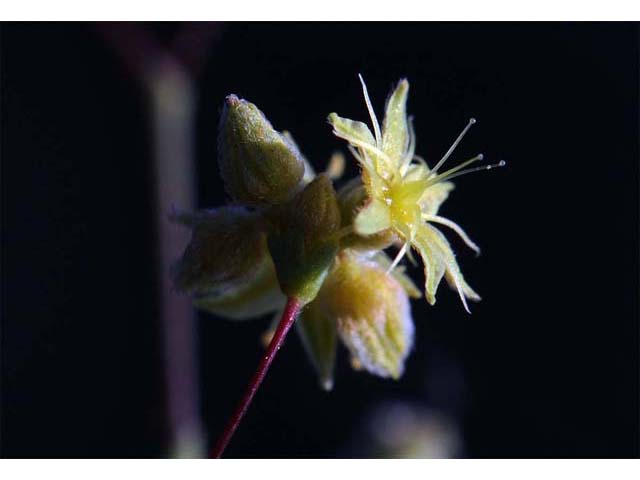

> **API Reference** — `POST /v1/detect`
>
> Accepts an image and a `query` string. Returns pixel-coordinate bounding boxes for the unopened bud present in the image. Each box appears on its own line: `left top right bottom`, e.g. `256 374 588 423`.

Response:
171 206 267 295
319 252 414 379
218 95 305 206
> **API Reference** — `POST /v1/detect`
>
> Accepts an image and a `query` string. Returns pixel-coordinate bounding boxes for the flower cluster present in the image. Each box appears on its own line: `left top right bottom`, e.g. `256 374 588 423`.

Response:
172 78 501 389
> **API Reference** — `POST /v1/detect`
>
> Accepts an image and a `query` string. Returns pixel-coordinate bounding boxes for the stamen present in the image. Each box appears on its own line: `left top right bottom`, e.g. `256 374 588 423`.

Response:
440 160 506 182
430 118 476 175
358 74 382 148
386 242 409 274
422 214 481 256
424 154 484 188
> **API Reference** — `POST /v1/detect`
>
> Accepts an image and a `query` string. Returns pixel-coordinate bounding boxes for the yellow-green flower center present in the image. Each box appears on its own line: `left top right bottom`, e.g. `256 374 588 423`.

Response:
383 179 424 240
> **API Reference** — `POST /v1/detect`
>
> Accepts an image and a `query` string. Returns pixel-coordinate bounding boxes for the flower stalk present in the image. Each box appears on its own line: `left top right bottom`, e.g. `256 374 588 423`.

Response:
211 297 303 458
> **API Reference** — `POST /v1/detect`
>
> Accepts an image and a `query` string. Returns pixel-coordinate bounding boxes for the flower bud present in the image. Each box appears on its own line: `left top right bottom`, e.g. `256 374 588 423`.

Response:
268 175 341 304
319 252 414 379
171 206 268 295
218 95 305 206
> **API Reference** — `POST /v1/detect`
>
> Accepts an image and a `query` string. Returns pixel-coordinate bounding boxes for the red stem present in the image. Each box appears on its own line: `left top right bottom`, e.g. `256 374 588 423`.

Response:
210 297 302 458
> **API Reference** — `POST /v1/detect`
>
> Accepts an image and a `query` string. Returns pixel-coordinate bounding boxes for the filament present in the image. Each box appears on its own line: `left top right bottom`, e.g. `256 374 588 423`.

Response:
439 160 506 182
386 241 410 274
430 118 476 175
424 154 484 188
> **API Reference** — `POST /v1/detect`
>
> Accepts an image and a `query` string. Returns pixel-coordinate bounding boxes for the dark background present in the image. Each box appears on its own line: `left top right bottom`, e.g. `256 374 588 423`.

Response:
2 22 638 458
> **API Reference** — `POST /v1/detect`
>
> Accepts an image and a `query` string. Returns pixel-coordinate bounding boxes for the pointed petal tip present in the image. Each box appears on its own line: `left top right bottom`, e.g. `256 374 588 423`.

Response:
457 286 472 314
469 292 482 302
458 285 482 314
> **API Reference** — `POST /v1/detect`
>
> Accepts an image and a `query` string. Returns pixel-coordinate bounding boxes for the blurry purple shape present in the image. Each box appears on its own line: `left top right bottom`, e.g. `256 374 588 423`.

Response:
94 22 223 458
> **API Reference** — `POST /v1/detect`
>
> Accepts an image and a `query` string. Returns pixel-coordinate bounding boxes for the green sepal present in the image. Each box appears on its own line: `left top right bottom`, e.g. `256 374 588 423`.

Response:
268 230 338 305
193 257 285 320
267 175 341 305
296 299 337 390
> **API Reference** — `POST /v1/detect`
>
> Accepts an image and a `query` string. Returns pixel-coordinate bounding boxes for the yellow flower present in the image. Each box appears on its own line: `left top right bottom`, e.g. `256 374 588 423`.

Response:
328 76 504 312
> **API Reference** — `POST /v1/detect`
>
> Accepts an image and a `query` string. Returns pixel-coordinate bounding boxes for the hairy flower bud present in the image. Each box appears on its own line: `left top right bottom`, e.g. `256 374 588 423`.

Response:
319 252 414 379
171 206 268 295
218 95 305 206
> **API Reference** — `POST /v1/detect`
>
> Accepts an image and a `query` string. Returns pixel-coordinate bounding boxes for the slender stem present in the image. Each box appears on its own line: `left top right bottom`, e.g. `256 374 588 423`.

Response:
211 297 303 458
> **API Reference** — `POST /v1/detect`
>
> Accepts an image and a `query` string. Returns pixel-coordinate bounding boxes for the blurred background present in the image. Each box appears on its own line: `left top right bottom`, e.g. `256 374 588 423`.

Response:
1 22 638 458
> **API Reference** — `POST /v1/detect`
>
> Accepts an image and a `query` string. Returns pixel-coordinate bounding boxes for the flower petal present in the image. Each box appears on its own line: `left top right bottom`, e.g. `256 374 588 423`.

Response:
327 113 376 151
381 79 410 164
402 162 429 182
337 178 396 251
413 226 446 305
419 181 455 215
328 112 393 178
413 223 480 311
354 198 392 236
